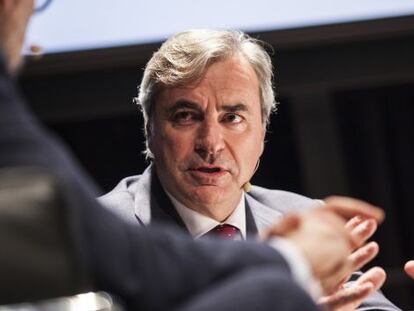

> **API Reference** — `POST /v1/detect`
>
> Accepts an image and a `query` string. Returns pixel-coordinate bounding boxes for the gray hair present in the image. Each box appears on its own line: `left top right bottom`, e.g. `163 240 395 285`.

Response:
135 29 277 158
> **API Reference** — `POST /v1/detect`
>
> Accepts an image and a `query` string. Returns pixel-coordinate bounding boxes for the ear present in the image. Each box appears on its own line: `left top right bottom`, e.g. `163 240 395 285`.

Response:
146 120 153 141
259 127 266 156
146 120 155 155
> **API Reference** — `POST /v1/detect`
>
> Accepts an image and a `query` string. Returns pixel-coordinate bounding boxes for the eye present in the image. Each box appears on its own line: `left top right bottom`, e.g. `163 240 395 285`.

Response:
222 113 244 124
171 110 200 125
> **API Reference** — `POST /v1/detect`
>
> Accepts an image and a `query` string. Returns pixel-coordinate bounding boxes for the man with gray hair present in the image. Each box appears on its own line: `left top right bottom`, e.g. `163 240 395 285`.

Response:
100 29 399 310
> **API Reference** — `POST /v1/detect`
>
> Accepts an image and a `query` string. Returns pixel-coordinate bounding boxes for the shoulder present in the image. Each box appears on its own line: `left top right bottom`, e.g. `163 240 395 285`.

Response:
98 166 153 225
245 185 323 233
248 185 323 214
98 174 143 207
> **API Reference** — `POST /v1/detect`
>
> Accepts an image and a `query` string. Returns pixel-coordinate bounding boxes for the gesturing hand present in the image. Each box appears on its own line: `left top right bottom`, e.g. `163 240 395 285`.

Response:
263 195 386 311
317 197 387 311
404 260 414 279
263 196 384 290
318 267 386 311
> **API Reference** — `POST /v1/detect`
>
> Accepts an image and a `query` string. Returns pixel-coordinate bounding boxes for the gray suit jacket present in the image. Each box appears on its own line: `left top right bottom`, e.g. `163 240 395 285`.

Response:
99 165 400 310
99 165 319 230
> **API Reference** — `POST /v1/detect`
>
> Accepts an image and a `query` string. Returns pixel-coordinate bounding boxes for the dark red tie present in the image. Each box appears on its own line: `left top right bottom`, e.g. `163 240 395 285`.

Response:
204 224 240 240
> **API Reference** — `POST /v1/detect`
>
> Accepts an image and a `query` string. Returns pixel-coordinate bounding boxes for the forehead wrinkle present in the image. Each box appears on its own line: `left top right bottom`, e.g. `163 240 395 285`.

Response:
159 57 259 116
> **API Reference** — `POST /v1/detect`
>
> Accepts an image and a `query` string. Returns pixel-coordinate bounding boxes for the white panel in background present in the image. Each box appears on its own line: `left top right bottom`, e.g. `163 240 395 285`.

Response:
26 0 414 54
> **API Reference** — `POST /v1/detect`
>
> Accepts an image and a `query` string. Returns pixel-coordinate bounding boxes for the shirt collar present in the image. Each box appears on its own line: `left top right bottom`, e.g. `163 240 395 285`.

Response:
165 190 246 239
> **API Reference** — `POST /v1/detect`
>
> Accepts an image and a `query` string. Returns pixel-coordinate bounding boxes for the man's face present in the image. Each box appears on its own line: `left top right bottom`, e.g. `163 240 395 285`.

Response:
149 55 265 220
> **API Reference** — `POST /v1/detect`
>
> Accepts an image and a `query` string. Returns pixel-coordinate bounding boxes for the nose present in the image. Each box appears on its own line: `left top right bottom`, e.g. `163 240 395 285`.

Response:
195 118 225 162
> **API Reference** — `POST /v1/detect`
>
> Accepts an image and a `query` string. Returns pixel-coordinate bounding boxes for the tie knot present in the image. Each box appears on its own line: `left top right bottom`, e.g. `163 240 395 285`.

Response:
205 224 240 240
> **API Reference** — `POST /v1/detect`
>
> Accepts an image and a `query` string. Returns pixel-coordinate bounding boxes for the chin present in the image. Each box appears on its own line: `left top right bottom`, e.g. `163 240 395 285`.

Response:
188 186 232 206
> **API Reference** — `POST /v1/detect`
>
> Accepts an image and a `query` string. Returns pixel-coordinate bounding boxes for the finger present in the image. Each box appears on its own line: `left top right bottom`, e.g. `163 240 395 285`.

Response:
347 241 379 272
321 259 354 295
323 196 385 223
261 214 300 240
404 260 414 279
349 219 377 247
318 282 374 310
345 216 365 232
356 266 386 290
321 243 378 292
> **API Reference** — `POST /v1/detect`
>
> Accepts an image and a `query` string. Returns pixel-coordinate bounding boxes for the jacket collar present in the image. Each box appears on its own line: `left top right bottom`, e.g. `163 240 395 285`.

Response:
245 189 284 234
132 165 152 225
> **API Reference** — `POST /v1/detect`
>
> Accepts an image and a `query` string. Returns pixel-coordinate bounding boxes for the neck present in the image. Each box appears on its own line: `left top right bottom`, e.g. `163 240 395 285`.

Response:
166 188 243 222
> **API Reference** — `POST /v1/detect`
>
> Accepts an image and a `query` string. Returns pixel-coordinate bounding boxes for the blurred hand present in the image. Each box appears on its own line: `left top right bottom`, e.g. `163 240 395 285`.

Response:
310 198 387 311
263 196 385 297
322 196 384 225
320 215 380 294
284 208 352 283
404 260 414 279
319 267 386 311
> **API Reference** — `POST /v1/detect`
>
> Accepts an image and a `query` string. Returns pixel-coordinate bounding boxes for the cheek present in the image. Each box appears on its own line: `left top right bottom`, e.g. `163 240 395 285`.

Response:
152 128 194 160
230 130 264 171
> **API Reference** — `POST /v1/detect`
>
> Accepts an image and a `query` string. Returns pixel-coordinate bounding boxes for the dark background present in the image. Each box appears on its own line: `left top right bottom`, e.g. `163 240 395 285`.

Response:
20 15 414 309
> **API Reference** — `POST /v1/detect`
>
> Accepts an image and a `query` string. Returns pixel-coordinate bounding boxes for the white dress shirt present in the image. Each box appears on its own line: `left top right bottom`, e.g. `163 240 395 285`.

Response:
167 191 246 239
165 190 322 300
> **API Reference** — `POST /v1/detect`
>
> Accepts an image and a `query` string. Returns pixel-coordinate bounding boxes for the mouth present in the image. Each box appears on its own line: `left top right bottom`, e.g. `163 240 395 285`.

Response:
196 167 223 173
187 165 228 180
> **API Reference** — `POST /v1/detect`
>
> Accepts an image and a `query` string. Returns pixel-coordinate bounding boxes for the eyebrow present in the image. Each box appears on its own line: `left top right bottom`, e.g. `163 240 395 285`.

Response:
221 103 249 113
166 100 249 115
166 100 201 115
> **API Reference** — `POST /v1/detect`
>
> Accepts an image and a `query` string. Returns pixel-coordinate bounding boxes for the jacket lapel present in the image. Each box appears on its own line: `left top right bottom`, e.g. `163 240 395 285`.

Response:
245 200 259 239
132 166 152 225
133 165 189 233
149 168 189 233
246 192 284 235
